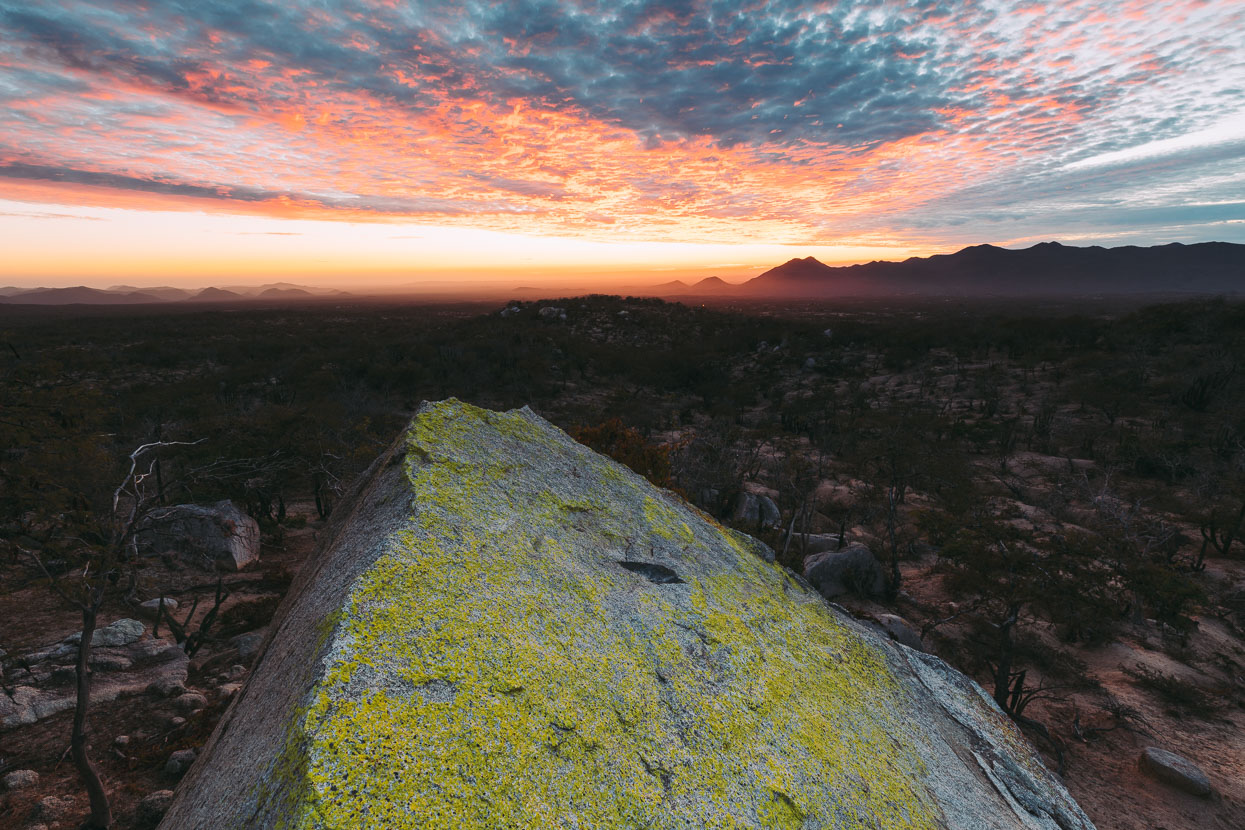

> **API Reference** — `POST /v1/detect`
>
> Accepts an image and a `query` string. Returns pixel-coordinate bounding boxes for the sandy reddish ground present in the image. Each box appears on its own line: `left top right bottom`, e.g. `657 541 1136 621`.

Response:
0 515 321 829
842 553 1245 830
3 510 1241 829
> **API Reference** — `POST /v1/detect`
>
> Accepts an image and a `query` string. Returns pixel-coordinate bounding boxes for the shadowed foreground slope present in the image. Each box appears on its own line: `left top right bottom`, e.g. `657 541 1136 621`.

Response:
160 399 1094 829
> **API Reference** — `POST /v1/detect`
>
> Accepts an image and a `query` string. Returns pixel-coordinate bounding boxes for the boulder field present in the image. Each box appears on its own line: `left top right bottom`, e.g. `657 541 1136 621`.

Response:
160 399 1094 829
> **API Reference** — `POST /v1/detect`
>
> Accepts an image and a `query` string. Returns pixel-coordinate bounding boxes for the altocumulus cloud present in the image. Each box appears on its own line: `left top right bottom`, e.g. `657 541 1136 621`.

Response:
1 0 1243 245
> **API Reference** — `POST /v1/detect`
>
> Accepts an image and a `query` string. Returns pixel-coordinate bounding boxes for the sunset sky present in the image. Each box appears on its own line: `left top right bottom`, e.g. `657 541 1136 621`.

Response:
2 0 1244 289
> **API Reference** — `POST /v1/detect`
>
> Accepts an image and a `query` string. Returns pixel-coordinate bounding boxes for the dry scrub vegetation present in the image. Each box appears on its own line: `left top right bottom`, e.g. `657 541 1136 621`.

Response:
2 295 1242 829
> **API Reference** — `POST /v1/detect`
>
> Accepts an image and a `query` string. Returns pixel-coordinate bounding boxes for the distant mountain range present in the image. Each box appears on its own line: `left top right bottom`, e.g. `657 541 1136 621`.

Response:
3 242 1241 304
658 241 1245 298
0 282 350 305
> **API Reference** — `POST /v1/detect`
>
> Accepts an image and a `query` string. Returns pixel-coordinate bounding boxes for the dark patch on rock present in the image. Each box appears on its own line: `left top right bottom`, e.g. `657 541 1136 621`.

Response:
618 561 684 584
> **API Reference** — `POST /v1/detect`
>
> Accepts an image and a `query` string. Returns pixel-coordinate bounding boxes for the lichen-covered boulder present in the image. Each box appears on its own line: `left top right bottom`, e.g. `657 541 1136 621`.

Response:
160 400 1094 830
135 500 259 571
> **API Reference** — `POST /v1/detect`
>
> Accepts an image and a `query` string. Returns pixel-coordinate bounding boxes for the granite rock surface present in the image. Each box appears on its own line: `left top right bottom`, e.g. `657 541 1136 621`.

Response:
161 399 1094 830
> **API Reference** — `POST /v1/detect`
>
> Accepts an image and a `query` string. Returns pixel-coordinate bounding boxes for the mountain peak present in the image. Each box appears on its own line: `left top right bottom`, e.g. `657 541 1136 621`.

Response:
729 241 1245 297
757 256 836 281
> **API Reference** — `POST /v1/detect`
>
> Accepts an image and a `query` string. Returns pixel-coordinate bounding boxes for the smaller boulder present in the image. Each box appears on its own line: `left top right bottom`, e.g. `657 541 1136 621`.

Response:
731 492 781 529
798 533 842 555
150 676 187 698
34 795 74 821
1139 747 1213 797
135 500 259 571
67 618 144 647
165 748 197 776
1 769 39 790
173 692 208 713
803 543 885 599
136 790 175 825
219 682 243 700
232 630 266 660
138 597 179 618
874 614 925 652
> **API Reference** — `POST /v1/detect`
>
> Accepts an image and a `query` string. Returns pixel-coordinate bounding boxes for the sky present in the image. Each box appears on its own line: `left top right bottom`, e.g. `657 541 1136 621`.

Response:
2 0 1244 289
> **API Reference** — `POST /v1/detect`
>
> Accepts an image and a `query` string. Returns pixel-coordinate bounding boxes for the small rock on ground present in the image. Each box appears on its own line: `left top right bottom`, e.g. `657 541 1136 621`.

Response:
172 692 208 713
137 789 176 824
165 748 197 776
875 614 925 652
1139 746 1213 797
67 618 145 647
34 795 75 820
231 630 266 660
139 597 179 618
1 769 39 790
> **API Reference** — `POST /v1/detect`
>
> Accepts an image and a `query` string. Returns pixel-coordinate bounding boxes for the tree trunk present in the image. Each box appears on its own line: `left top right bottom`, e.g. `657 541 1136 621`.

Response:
154 456 165 505
73 605 112 829
992 614 1017 713
314 473 329 519
885 488 901 601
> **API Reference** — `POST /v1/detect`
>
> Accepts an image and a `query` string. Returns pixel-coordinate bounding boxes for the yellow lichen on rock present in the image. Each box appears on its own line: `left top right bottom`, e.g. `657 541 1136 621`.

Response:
163 400 1096 830
270 400 939 829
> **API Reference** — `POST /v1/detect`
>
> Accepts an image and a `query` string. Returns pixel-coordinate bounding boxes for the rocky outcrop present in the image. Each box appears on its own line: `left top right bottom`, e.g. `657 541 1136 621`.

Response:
135 500 260 571
161 400 1094 830
1 621 187 730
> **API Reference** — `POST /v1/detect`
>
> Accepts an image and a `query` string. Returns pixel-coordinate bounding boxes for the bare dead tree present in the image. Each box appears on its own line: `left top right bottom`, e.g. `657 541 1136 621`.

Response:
24 439 201 830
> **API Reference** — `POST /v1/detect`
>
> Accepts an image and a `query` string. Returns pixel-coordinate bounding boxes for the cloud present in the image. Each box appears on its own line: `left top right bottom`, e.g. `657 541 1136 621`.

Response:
0 209 102 220
0 161 527 216
1 0 1243 246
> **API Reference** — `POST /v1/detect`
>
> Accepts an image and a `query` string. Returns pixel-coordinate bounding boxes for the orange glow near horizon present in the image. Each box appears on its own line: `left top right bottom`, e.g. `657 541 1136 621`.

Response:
2 0 1242 289
0 196 923 289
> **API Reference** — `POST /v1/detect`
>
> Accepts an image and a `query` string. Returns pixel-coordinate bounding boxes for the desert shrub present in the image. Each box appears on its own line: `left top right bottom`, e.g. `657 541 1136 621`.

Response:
1121 662 1220 718
572 418 675 489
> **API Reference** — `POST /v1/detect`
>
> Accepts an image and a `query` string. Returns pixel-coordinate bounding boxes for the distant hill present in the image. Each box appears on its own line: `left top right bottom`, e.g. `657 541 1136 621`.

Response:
187 287 246 302
651 279 690 294
736 241 1245 297
0 286 162 305
108 285 195 301
253 282 316 294
0 282 346 305
688 276 733 293
257 287 313 299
